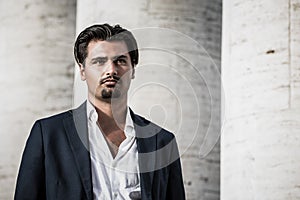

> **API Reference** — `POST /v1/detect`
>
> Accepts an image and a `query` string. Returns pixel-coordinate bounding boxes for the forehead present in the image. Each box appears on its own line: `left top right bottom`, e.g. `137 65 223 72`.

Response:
87 40 129 58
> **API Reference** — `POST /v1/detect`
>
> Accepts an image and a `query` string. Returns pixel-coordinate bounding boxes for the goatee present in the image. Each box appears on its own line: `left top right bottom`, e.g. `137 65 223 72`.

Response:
101 88 121 99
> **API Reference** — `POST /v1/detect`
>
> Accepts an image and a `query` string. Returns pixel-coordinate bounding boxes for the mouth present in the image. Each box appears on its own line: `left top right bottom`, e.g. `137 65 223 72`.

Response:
101 78 119 87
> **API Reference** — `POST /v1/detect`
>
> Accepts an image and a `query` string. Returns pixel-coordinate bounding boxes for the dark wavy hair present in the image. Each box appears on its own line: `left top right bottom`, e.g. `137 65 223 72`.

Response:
74 24 139 66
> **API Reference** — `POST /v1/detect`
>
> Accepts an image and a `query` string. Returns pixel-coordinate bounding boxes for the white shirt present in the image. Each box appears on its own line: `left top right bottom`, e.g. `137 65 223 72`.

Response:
87 101 140 200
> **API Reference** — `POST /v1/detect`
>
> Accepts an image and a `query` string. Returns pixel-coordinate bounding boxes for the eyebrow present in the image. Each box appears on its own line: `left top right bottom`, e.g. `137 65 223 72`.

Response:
112 55 129 61
91 57 107 62
113 55 128 60
90 55 129 64
91 55 128 60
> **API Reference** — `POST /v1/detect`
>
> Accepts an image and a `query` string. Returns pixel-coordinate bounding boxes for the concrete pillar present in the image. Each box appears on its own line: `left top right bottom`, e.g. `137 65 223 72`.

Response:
0 0 76 199
222 0 300 199
76 0 222 199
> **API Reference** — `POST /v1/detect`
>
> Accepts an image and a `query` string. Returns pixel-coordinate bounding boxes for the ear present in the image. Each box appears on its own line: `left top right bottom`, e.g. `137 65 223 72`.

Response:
131 67 135 79
79 63 86 81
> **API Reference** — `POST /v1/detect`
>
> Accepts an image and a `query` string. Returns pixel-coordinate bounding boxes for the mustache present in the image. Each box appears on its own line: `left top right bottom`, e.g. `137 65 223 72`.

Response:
100 75 121 84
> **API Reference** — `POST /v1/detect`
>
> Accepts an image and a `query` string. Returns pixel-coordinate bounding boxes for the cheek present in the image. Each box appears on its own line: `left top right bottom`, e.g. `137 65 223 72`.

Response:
122 75 133 88
121 68 134 79
85 70 101 87
120 71 131 81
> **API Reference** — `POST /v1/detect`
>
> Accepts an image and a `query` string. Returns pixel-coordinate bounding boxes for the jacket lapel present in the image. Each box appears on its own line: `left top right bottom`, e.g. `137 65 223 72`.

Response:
63 102 93 200
62 104 158 200
131 109 158 200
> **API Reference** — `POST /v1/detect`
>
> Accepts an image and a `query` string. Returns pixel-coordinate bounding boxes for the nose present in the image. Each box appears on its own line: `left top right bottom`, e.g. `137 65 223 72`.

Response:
105 61 117 76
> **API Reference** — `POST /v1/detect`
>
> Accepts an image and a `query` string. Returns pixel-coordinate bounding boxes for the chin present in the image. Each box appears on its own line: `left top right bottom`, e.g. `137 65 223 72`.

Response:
97 88 121 99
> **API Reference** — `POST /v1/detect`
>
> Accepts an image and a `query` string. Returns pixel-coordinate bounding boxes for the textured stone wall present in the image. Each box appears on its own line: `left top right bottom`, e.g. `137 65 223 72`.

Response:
222 0 300 199
76 0 222 199
0 0 76 199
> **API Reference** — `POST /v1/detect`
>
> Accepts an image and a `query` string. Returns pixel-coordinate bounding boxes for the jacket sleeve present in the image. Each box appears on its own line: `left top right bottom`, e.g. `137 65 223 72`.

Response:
14 120 46 200
166 140 186 200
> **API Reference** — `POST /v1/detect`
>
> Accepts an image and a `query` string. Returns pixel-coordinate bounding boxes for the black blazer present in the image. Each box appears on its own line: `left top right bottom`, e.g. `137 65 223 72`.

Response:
15 102 185 200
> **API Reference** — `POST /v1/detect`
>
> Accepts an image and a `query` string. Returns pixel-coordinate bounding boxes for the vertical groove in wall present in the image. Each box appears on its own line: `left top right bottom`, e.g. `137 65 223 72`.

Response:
288 0 292 109
0 1 76 199
222 0 300 199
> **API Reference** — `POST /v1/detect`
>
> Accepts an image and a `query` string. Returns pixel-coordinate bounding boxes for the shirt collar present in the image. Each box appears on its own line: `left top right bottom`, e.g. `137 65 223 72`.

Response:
124 107 134 137
86 100 135 137
86 100 98 123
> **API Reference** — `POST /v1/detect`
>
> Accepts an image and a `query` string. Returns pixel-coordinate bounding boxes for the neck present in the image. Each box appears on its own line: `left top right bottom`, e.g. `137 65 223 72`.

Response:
88 94 128 125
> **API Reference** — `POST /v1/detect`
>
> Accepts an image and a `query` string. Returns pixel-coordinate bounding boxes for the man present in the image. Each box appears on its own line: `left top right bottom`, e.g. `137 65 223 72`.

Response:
15 24 185 200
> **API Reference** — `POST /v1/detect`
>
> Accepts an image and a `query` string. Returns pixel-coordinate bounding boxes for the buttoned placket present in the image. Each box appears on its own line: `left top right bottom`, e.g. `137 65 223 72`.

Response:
109 131 135 199
88 102 140 200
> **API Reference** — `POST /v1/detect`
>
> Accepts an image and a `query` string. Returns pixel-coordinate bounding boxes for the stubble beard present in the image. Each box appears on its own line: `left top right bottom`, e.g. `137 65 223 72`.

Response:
97 87 121 100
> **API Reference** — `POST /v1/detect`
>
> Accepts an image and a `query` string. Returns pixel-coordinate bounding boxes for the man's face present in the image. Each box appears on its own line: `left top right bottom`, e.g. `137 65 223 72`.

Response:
79 40 135 102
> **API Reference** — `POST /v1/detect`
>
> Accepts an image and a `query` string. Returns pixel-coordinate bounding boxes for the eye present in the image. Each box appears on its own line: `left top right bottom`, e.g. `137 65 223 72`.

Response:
96 60 106 65
91 58 107 65
115 58 127 65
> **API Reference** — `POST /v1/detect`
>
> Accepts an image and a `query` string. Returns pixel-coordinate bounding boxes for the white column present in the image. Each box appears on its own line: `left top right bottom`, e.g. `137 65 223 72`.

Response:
0 0 76 199
222 0 300 199
76 0 222 199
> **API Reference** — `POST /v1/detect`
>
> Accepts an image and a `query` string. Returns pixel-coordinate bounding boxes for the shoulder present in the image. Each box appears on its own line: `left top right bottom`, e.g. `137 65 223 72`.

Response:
36 109 72 128
39 110 72 122
132 112 176 146
35 102 86 129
